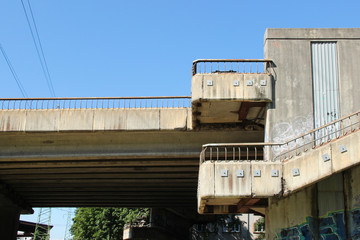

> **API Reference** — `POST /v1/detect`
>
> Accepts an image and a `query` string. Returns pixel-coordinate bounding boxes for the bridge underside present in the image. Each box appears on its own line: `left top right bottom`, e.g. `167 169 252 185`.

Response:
0 129 263 208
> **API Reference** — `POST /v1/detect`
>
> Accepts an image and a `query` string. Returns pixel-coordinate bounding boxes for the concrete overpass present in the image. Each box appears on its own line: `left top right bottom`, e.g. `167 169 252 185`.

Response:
0 28 360 239
0 96 265 209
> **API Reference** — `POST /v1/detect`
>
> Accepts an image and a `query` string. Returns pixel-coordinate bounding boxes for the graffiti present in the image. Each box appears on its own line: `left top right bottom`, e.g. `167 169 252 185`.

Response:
319 211 346 239
271 114 313 156
277 216 317 240
349 209 360 239
276 209 360 240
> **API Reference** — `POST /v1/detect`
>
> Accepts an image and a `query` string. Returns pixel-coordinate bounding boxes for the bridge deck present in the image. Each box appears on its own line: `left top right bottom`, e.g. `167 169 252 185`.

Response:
0 123 263 208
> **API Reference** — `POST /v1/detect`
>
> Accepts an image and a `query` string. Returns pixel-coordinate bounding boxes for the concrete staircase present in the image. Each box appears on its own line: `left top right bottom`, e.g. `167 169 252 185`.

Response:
197 110 360 214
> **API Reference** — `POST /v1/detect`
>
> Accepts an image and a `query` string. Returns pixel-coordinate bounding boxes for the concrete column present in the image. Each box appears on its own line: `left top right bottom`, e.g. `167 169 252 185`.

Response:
0 195 21 240
265 185 319 239
317 173 346 239
344 165 360 239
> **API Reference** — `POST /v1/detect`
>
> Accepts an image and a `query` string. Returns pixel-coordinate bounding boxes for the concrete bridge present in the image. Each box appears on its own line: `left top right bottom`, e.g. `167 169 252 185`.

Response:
0 28 360 239
0 96 265 209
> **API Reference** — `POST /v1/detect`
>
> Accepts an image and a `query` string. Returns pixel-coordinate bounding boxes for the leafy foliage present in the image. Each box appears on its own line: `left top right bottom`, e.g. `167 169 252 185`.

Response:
254 217 265 240
70 208 149 240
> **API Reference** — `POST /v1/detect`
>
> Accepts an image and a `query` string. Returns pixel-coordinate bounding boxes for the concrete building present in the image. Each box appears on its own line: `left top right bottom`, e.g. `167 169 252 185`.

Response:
0 28 359 239
197 28 360 239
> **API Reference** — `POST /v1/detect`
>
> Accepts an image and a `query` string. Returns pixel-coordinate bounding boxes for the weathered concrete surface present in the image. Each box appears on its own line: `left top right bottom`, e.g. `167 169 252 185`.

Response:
283 144 333 194
197 161 281 214
251 162 282 197
264 28 360 39
267 172 352 239
283 130 360 194
0 110 26 131
344 165 360 238
198 130 359 214
0 128 263 208
191 73 271 128
266 185 319 239
25 110 61 131
0 108 191 132
264 28 360 144
263 28 360 239
332 131 360 172
191 73 272 102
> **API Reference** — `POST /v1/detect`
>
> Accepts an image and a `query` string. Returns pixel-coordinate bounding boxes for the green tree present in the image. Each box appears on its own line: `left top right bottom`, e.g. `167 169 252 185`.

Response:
70 208 149 240
254 217 265 240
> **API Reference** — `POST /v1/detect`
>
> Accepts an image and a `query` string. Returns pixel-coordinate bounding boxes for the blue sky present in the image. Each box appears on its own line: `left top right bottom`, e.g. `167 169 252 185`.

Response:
1 0 359 239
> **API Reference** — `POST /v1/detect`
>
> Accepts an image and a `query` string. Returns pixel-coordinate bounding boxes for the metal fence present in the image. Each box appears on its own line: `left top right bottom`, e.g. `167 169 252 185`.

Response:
192 59 273 75
200 143 280 163
0 96 191 110
201 110 360 163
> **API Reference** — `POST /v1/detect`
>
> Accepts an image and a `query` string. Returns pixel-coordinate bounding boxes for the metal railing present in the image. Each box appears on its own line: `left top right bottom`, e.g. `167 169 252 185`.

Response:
274 110 360 161
192 59 273 76
0 96 191 110
200 143 280 163
201 110 360 163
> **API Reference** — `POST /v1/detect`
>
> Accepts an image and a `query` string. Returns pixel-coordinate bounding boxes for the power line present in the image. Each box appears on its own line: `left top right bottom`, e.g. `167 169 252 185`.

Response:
20 0 56 97
0 44 29 98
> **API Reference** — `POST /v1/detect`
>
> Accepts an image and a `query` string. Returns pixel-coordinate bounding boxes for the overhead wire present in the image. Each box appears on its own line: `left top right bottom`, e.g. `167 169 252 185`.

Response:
0 44 29 98
20 0 56 97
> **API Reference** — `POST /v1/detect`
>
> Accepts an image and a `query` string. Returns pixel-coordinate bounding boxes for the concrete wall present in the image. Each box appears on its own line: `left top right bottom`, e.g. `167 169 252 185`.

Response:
264 28 360 145
0 108 191 132
264 29 360 239
344 164 360 239
266 185 319 239
267 167 360 239
267 173 347 239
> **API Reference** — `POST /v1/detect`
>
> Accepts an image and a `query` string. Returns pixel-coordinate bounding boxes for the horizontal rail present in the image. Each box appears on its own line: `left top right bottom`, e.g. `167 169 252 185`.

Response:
200 143 276 163
192 59 273 75
0 96 191 110
201 110 360 163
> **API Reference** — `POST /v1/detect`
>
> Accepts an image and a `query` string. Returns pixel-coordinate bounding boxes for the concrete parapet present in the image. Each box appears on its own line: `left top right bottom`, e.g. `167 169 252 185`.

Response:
197 160 281 214
191 73 272 103
283 130 360 195
191 73 272 128
283 144 333 194
0 108 191 132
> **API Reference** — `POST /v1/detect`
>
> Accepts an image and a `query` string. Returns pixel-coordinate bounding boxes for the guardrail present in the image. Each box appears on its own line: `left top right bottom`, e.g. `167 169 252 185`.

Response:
200 143 280 163
0 96 191 110
201 110 360 162
192 59 273 76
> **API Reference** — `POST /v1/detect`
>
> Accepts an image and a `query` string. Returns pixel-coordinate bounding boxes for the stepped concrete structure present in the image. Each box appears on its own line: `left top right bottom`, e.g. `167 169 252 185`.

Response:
0 28 359 239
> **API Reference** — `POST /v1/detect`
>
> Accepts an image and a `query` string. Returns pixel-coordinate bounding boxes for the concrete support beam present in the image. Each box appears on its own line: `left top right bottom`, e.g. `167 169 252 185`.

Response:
0 194 25 240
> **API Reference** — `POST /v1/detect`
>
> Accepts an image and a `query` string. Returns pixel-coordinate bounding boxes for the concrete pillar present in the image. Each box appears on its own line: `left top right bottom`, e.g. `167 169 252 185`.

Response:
266 172 351 239
266 185 319 239
344 164 360 239
317 173 346 239
0 195 21 240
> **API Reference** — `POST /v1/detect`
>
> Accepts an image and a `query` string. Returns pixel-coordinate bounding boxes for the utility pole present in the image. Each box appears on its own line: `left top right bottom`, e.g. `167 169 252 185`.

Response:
64 209 74 240
33 208 52 240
